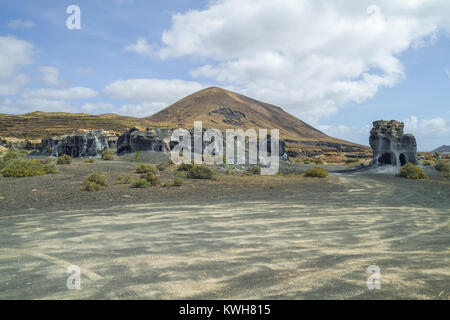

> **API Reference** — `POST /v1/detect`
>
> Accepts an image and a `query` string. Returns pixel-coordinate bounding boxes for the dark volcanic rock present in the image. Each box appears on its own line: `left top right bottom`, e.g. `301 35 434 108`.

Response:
117 128 173 154
369 120 417 166
41 130 118 158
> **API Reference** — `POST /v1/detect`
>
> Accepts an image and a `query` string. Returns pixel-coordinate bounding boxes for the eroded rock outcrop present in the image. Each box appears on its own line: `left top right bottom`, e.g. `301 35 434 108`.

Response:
117 128 173 154
369 120 417 166
40 129 118 157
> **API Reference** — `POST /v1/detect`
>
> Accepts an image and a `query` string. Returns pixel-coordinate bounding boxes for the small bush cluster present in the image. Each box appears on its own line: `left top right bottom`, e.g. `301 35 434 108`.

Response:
57 154 72 165
177 163 194 172
435 161 450 178
140 172 161 186
84 158 95 163
0 158 57 177
173 177 184 186
157 160 174 171
132 178 151 188
399 163 427 179
304 167 328 178
82 173 107 191
101 149 115 161
116 176 131 184
136 163 159 175
247 166 261 175
3 149 27 161
422 160 432 166
188 165 216 179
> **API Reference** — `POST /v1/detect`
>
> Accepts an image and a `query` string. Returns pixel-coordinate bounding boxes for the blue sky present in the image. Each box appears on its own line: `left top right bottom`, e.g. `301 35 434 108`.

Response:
0 0 449 151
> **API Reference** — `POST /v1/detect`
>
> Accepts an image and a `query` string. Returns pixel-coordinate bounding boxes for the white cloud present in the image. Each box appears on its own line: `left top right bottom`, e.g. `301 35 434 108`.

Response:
135 0 450 122
38 66 63 86
22 87 98 100
81 102 116 113
0 36 34 95
120 102 167 117
404 116 450 137
125 38 155 57
8 20 35 29
103 78 204 102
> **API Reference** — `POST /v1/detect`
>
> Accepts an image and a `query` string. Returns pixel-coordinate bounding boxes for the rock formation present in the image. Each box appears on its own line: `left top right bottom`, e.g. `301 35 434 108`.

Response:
369 120 417 166
117 128 173 154
40 130 118 157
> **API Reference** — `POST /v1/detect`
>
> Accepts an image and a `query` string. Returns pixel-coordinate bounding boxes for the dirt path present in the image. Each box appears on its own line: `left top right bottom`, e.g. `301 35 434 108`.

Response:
0 174 448 299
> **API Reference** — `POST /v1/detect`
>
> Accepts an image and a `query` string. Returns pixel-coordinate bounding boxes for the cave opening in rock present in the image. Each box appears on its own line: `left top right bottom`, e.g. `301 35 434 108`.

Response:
379 152 396 165
399 153 406 166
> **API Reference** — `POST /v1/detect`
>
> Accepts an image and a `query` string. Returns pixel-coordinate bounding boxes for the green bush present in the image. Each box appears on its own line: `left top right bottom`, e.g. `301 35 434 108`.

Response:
173 177 184 186
422 160 432 166
136 163 159 175
188 165 216 179
116 176 131 184
247 166 261 175
133 151 143 163
132 178 151 188
399 163 427 179
84 158 95 163
57 154 72 165
304 167 328 178
86 173 107 186
177 163 194 172
140 172 161 186
101 149 115 161
435 161 450 178
0 158 57 177
82 181 102 192
3 149 27 161
157 160 173 171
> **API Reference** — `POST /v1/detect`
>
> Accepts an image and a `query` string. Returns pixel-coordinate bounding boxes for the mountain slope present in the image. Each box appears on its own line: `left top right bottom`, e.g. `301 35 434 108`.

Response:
432 145 450 153
148 87 351 144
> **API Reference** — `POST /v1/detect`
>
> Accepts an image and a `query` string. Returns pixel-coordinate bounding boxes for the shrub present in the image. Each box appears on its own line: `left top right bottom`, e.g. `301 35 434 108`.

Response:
435 161 450 178
136 163 159 175
422 160 432 166
140 172 161 186
57 154 72 165
157 160 173 171
247 166 261 175
3 149 27 161
101 149 115 161
132 178 151 188
0 158 57 177
133 151 143 163
82 181 102 192
304 167 328 178
399 163 427 179
84 158 95 163
173 177 184 186
86 173 107 186
188 165 216 179
177 163 194 172
116 176 131 184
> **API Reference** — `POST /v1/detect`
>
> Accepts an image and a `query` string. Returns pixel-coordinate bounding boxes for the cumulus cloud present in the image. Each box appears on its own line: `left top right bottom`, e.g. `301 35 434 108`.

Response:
125 38 155 57
404 116 450 137
0 36 34 95
104 78 204 103
131 0 450 122
22 87 98 100
8 20 35 29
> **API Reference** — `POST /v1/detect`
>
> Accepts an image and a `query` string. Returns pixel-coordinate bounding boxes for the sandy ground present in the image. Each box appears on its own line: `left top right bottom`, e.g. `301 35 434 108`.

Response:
0 157 449 299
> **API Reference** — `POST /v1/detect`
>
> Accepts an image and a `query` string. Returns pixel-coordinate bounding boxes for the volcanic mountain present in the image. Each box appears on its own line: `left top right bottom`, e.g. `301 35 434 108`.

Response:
0 87 368 154
148 87 351 145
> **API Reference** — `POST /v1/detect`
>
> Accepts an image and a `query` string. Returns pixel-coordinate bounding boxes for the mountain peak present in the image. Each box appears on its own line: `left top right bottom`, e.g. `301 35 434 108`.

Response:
148 87 339 143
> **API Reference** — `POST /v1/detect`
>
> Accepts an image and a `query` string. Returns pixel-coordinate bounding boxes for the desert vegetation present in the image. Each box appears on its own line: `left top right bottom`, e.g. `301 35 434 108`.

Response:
399 163 427 179
82 173 107 191
304 166 328 178
57 154 72 165
101 149 115 160
0 158 57 177
435 161 450 178
136 163 159 175
188 165 216 179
